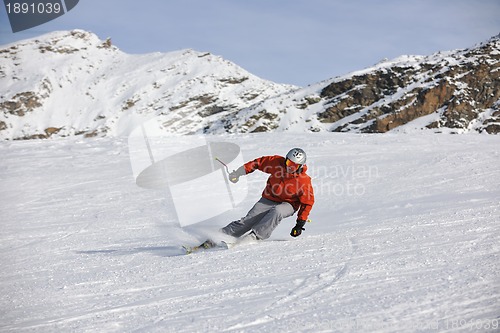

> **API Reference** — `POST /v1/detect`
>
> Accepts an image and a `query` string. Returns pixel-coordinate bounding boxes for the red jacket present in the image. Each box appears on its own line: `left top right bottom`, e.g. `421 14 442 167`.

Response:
244 155 314 221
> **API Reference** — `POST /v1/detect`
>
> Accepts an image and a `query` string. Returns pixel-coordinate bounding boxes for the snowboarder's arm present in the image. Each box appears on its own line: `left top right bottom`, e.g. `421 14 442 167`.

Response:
293 200 312 238
243 155 281 174
229 155 273 183
297 180 314 221
297 203 313 221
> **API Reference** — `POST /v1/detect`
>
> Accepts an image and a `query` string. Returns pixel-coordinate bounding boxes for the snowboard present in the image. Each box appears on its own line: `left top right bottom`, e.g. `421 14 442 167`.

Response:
182 237 254 254
182 239 227 255
183 236 287 254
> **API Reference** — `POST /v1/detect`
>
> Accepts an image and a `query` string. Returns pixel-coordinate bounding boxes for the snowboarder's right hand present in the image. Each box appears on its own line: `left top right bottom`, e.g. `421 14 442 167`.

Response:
229 166 246 183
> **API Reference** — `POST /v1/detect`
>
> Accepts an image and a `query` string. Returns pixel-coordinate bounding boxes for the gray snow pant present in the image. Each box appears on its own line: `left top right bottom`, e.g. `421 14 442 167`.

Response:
222 197 295 240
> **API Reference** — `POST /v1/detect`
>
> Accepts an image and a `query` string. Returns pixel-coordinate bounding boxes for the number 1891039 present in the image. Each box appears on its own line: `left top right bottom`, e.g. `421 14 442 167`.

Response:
5 2 62 14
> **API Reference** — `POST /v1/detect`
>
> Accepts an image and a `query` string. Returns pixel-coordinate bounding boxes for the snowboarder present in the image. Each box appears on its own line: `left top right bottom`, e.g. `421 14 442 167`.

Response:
199 148 314 249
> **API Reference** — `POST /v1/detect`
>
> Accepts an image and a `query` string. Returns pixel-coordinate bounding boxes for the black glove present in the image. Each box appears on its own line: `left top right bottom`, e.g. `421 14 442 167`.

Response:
229 166 246 183
290 220 306 237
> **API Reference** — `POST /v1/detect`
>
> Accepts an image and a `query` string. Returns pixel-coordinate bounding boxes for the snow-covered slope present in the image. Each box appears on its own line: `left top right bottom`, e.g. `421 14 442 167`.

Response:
0 30 295 140
1 133 499 332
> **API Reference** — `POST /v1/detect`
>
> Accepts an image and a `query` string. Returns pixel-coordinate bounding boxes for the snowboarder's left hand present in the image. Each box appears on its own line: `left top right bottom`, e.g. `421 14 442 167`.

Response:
291 220 306 237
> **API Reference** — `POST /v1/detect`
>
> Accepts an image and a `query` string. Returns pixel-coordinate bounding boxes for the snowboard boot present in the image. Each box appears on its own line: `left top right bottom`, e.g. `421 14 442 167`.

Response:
199 239 217 249
238 231 259 245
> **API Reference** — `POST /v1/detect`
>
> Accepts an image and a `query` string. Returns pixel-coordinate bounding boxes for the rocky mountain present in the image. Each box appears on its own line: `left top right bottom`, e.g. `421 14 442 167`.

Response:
208 34 500 135
0 30 295 140
1 30 499 140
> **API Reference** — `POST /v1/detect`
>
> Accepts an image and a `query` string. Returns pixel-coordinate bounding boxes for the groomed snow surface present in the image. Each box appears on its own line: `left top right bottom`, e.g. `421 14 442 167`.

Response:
1 133 499 333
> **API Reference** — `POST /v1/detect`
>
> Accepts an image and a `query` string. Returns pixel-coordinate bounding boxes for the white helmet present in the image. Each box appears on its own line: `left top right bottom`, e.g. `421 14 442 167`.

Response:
286 148 307 165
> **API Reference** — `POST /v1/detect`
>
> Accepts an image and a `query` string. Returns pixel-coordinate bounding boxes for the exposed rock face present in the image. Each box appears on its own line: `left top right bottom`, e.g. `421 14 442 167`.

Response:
0 92 42 116
317 37 500 134
207 34 499 135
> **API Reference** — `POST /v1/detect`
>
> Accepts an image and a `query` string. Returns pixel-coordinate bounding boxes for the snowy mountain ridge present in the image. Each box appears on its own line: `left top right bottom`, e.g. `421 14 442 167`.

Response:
208 34 500 134
0 30 296 140
1 30 499 140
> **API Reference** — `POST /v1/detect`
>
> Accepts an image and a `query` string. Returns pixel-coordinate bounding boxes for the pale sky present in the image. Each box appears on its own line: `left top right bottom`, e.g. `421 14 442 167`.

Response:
1 0 499 86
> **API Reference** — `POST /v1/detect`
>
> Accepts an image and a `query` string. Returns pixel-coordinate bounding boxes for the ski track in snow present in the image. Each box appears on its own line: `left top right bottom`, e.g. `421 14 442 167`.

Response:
0 133 499 333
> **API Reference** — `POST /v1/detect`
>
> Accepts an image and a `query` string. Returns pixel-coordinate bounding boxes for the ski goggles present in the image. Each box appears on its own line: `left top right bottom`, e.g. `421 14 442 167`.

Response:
285 158 302 172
